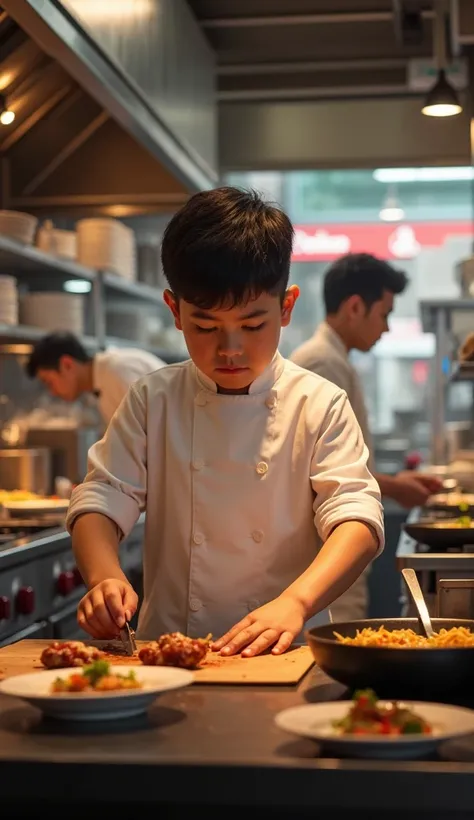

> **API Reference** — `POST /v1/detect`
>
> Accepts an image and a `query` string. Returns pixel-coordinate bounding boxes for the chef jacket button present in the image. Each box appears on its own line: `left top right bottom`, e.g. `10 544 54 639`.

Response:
195 393 207 407
256 461 268 476
190 598 202 612
193 458 205 470
193 532 204 545
252 529 264 543
265 395 276 409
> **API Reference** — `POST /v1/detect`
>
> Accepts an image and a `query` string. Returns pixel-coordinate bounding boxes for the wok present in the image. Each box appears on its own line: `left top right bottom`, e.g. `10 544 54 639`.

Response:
306 618 474 700
404 520 474 549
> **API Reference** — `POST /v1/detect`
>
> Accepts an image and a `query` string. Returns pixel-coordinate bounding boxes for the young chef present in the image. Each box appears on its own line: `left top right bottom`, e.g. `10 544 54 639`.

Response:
26 332 166 427
66 188 384 658
290 252 442 620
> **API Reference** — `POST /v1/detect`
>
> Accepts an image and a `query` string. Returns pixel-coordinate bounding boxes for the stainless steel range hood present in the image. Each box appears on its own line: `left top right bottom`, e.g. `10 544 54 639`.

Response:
0 0 217 217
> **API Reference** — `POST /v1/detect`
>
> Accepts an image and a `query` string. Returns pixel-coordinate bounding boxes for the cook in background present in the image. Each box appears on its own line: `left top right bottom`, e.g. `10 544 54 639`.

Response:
66 187 384 657
290 252 442 621
26 332 166 427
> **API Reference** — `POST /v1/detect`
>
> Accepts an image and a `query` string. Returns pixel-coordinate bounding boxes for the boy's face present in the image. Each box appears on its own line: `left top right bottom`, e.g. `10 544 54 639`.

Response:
165 288 299 393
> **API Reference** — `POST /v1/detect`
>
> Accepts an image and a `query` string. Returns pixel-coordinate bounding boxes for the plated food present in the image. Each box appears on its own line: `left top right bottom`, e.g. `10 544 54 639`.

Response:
0 489 40 503
139 632 211 668
51 660 141 693
333 689 431 736
334 625 474 649
41 641 104 669
275 698 474 759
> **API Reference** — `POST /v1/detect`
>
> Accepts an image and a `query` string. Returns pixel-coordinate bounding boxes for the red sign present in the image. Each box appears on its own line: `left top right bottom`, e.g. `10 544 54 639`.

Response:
291 221 473 262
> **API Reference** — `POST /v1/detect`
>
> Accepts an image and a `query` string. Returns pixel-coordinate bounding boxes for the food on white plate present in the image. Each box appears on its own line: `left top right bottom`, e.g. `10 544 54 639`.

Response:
139 632 211 668
0 489 40 503
334 625 474 648
333 689 432 736
51 659 142 693
41 641 104 669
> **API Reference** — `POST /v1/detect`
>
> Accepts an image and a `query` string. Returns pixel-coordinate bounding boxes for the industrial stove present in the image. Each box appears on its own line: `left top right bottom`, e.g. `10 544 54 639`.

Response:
0 515 144 646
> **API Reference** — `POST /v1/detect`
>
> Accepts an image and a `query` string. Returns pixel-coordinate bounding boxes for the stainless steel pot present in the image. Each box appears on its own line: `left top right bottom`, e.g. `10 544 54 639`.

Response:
0 448 51 495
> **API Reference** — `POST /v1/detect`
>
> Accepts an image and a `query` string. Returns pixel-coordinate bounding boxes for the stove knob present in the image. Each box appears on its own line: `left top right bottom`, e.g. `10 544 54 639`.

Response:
0 596 10 620
57 570 75 596
16 586 35 616
72 567 83 587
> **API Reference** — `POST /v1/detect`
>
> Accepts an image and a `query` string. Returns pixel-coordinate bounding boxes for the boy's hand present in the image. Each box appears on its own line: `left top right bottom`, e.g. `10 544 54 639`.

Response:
212 594 307 658
77 579 138 639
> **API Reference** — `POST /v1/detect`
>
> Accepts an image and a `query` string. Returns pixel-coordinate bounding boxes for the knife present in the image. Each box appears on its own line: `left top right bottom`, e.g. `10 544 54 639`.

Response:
119 621 137 656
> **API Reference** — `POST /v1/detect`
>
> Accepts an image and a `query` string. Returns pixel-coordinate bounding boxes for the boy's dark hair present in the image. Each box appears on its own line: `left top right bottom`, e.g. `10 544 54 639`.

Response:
323 253 408 314
161 186 294 308
26 332 91 378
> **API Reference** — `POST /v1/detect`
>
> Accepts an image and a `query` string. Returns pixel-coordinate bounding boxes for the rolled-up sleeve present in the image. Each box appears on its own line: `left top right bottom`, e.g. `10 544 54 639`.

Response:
66 385 147 540
311 390 384 551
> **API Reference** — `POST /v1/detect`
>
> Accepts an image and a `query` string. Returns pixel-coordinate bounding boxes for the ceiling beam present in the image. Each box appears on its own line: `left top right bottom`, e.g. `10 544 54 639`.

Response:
218 58 407 76
201 10 433 28
218 84 412 102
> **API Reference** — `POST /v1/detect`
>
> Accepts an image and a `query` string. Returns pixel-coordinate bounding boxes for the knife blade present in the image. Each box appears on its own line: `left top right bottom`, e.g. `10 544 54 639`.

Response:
119 621 137 656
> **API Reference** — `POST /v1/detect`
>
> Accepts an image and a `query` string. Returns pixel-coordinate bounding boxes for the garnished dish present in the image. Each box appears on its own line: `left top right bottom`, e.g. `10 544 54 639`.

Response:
51 660 142 693
0 489 40 503
334 625 474 648
139 632 211 668
333 689 432 736
41 640 104 669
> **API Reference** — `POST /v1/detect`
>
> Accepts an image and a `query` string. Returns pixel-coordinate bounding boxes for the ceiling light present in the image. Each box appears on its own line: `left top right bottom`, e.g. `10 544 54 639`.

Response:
373 167 474 183
0 94 14 126
422 69 463 117
64 279 91 294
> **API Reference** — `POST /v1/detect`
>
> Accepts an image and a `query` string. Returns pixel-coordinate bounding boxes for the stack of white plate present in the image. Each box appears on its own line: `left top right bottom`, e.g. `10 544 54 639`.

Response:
0 275 18 325
76 218 136 280
0 211 38 245
20 292 84 334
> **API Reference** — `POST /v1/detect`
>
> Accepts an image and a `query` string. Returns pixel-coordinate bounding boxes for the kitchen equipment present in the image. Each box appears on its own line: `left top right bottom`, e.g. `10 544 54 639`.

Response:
36 220 77 260
20 292 84 334
437 579 474 620
306 618 474 699
445 422 473 462
275 700 474 760
119 622 137 656
2 498 69 517
402 568 434 637
0 448 51 495
0 665 194 721
403 520 474 550
26 427 100 484
76 217 136 280
0 641 314 685
0 211 37 245
426 492 474 512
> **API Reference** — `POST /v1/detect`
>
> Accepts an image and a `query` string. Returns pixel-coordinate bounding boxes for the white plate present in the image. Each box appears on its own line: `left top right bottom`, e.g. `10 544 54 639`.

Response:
0 665 194 721
2 498 70 515
275 701 474 759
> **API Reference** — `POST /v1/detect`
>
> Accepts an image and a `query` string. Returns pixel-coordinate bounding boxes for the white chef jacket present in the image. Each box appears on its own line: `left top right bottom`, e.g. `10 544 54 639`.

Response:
92 347 166 426
67 352 384 641
290 321 376 621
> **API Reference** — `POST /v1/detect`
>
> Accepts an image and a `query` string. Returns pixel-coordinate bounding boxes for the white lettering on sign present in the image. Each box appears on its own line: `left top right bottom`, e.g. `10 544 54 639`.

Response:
293 228 351 258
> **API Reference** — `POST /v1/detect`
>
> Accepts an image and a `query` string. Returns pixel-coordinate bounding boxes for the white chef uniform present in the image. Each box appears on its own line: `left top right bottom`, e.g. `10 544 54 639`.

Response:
67 352 384 640
92 347 166 426
291 321 376 621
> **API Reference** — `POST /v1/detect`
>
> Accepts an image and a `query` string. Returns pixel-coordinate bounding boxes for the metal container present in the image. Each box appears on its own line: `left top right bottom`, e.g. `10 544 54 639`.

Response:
0 448 51 495
26 427 100 484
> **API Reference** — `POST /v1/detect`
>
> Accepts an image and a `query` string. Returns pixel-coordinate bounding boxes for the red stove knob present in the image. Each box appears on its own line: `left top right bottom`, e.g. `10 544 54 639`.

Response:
16 586 35 615
57 570 75 596
73 567 83 587
0 596 10 620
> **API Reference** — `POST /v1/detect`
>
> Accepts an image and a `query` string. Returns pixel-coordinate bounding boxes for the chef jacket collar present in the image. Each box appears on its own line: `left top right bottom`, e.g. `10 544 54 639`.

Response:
194 351 285 395
317 321 349 360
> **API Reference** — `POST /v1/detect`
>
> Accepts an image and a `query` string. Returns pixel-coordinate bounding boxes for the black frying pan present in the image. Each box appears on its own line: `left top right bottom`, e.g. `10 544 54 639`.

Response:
306 618 474 700
404 520 474 549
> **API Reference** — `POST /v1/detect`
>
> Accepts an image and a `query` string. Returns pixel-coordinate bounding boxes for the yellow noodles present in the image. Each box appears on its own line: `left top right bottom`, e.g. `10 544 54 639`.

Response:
334 625 474 648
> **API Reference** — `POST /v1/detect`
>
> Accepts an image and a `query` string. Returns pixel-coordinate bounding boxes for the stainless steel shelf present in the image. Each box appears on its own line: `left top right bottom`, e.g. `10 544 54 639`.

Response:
0 236 96 282
0 324 99 351
101 272 164 305
104 336 186 364
420 298 474 333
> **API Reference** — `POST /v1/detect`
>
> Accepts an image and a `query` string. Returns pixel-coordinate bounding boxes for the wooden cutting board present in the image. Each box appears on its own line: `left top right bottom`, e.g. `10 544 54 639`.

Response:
0 639 314 685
